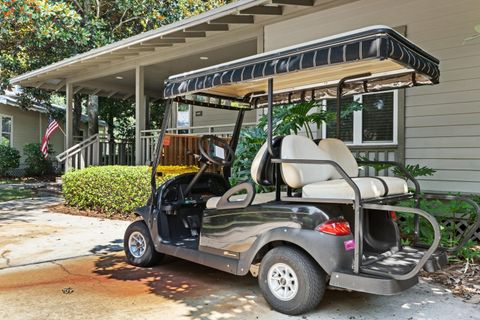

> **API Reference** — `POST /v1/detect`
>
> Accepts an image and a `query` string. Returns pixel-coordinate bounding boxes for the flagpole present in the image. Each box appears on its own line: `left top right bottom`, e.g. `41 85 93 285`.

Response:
57 123 67 137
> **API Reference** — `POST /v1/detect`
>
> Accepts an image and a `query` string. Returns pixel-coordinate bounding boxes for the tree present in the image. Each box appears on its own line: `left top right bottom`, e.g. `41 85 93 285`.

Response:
1 0 231 139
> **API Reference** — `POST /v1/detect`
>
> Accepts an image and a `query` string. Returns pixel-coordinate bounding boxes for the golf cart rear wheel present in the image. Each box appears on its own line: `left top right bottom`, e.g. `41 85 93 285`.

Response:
258 246 326 315
124 220 164 267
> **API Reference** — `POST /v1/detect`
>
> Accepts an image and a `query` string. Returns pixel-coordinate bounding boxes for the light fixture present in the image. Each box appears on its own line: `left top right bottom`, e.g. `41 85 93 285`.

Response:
115 76 123 80
199 56 209 60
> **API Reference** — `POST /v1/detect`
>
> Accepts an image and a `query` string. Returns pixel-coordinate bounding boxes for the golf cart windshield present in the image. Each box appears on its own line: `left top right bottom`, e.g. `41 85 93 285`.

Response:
163 25 439 108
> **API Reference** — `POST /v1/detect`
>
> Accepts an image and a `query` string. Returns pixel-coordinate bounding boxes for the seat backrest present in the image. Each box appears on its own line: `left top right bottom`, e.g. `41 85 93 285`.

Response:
251 136 285 186
280 135 333 188
318 138 358 179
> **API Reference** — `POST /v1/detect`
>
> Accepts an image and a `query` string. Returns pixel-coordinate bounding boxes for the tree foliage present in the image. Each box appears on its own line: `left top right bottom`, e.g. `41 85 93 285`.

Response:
0 0 231 136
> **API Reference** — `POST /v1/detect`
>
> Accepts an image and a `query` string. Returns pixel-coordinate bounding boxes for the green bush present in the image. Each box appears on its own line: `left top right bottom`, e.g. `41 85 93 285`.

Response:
396 196 479 261
0 145 20 176
23 143 54 176
62 166 171 216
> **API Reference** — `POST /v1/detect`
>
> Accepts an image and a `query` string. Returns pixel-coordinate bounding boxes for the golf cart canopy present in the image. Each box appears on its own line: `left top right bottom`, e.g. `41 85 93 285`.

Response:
163 25 439 109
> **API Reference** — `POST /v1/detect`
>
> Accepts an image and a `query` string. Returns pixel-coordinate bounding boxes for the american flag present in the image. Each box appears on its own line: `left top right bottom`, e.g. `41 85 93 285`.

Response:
40 116 59 158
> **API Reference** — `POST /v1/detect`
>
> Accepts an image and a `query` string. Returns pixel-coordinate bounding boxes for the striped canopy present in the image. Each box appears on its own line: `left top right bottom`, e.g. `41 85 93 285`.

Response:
164 25 439 108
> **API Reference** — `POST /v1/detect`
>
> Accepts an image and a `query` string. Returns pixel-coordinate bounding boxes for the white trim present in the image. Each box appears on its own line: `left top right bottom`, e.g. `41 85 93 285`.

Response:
0 113 13 147
322 90 398 147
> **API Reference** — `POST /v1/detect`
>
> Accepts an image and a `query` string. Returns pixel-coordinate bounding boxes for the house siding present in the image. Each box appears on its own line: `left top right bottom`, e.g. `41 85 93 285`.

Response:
263 0 480 193
0 103 90 164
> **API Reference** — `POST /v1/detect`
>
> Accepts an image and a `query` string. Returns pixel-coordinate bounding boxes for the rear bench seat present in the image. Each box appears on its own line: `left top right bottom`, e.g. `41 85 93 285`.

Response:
317 138 408 196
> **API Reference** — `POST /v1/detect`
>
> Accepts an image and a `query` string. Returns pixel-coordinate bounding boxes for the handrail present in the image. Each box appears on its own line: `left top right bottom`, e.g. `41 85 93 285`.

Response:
270 158 444 279
362 203 441 281
422 193 480 253
56 134 99 162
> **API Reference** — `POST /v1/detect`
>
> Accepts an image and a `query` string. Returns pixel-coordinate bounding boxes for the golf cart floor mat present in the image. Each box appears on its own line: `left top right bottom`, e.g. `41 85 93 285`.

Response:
162 237 199 249
361 246 448 276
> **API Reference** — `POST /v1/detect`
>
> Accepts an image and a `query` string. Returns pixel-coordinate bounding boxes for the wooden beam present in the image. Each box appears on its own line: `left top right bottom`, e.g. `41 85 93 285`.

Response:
138 43 174 47
107 91 118 98
209 15 255 24
185 23 229 32
54 81 66 92
126 46 156 52
34 82 45 89
110 51 139 56
163 31 206 38
272 0 314 5
240 5 283 15
74 87 83 94
142 38 186 45
91 88 102 95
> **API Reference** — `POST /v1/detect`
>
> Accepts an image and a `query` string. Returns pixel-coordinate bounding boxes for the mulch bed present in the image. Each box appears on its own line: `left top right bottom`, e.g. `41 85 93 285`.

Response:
48 203 136 221
421 258 480 304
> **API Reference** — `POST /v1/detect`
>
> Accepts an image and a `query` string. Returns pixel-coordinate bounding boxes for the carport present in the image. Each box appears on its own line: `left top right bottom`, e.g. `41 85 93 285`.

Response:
10 0 358 168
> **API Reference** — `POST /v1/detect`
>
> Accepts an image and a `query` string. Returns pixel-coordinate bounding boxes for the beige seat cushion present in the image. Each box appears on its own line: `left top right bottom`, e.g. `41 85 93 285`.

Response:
302 177 386 200
281 135 334 188
206 192 277 209
376 176 409 195
318 138 359 178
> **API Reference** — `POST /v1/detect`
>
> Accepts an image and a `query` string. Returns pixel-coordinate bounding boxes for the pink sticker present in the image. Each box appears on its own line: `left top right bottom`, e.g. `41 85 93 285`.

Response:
344 239 355 251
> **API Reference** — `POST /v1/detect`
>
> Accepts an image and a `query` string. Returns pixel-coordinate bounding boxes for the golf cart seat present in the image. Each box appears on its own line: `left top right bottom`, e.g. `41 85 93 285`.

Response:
206 137 285 210
318 138 408 196
280 135 388 200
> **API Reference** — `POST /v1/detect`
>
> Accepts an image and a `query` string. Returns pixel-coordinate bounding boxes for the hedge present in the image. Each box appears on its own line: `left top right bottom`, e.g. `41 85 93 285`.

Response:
62 165 197 216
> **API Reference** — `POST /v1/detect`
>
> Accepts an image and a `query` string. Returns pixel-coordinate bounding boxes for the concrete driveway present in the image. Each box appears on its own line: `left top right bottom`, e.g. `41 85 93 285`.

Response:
0 198 479 320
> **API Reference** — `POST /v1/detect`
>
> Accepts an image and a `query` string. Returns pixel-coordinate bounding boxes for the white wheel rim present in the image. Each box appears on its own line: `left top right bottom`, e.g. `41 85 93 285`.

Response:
128 231 147 258
267 262 299 301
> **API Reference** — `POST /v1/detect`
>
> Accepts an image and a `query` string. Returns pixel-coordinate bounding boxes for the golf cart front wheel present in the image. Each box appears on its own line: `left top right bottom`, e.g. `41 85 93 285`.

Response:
258 246 326 315
124 220 164 267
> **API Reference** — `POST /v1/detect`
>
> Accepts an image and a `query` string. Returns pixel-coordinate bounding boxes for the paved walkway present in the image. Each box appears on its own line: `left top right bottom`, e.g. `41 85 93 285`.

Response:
0 198 479 320
0 197 129 268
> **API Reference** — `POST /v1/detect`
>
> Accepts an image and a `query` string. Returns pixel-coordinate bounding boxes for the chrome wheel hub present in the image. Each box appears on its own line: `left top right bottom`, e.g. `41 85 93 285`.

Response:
128 231 147 258
267 263 299 301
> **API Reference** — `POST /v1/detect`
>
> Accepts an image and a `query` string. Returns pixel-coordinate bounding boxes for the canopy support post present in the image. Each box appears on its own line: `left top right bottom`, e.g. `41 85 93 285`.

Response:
150 100 172 206
335 73 372 139
224 109 246 181
267 78 274 156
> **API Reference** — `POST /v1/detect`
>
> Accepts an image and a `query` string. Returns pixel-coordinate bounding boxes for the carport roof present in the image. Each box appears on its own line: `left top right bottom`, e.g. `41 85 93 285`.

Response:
10 0 358 98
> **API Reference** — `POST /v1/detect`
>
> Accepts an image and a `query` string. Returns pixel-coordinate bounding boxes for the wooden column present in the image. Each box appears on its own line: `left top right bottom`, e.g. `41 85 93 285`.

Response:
135 66 146 165
65 83 74 171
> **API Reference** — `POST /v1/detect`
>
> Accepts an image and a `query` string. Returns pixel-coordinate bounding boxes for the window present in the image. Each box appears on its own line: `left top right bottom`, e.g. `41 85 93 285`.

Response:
0 115 12 147
323 91 398 145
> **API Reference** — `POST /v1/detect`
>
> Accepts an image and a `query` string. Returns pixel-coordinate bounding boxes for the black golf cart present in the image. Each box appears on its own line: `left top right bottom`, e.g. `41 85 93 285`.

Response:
124 26 480 315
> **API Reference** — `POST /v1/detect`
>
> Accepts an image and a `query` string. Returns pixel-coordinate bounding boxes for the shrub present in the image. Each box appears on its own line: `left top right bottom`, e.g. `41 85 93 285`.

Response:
153 165 198 176
23 143 54 176
0 145 20 176
62 165 191 216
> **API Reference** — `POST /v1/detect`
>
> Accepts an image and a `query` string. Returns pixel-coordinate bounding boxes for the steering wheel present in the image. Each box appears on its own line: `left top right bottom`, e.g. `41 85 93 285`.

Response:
198 135 234 167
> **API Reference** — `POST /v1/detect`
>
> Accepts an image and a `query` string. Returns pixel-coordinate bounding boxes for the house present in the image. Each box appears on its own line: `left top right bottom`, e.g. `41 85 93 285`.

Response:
0 91 106 174
10 0 480 193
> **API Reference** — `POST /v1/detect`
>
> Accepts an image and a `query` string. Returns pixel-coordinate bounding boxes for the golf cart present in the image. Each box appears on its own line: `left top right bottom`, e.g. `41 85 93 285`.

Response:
124 26 480 315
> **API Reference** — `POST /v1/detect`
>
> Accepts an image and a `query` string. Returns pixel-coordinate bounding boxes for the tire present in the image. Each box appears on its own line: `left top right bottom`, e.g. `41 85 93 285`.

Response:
124 220 164 267
258 246 326 315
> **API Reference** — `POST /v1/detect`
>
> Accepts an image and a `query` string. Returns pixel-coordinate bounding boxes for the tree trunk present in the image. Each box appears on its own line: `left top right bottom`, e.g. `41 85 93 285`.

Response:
73 94 83 142
87 95 99 137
